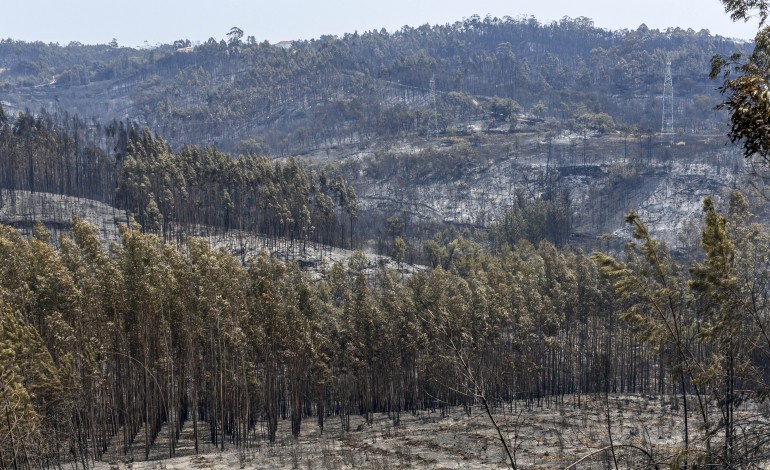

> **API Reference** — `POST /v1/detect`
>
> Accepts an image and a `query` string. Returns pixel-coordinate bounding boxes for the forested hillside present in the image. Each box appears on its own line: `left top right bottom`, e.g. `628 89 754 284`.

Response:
1 14 755 253
0 16 748 153
1 103 769 467
0 103 748 269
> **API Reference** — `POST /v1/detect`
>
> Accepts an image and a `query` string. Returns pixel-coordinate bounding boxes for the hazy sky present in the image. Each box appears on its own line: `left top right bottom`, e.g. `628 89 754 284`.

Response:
4 0 762 47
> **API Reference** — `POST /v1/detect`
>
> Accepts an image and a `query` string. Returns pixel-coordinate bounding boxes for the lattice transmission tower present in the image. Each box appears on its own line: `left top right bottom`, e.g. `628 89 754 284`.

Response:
661 56 674 138
429 74 438 135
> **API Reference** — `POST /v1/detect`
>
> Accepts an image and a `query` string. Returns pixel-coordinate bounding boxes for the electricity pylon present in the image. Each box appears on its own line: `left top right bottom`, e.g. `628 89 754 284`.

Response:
661 56 674 139
429 74 438 135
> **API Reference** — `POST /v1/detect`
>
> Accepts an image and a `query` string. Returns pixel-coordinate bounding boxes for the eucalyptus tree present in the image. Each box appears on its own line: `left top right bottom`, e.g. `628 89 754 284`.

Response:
0 302 60 469
412 266 517 468
593 213 708 467
592 195 770 467
188 237 248 449
245 251 290 442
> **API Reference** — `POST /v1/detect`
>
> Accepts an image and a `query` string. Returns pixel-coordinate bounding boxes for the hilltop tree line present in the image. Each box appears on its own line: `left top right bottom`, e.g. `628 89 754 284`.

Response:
0 15 745 153
0 105 362 251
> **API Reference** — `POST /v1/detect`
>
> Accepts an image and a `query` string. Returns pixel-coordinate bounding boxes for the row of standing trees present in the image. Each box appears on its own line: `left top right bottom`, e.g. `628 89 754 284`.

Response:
0 106 361 250
3 187 770 468
0 215 645 468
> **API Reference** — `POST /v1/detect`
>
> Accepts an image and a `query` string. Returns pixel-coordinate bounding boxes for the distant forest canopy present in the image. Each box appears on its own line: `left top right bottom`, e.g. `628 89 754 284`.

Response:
0 14 747 154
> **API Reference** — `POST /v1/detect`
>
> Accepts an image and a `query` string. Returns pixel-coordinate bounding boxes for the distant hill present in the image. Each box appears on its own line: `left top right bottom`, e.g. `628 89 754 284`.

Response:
0 16 748 154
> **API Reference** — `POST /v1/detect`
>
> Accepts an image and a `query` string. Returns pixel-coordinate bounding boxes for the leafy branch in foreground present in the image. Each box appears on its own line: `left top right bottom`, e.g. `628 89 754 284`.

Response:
593 211 707 467
713 0 770 163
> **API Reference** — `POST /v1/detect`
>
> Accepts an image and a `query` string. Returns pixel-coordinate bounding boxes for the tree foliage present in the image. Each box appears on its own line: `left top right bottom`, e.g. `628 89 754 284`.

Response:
594 195 770 467
712 0 770 162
